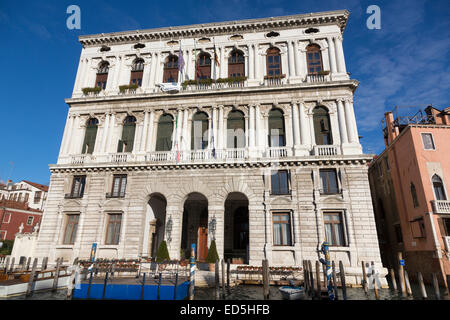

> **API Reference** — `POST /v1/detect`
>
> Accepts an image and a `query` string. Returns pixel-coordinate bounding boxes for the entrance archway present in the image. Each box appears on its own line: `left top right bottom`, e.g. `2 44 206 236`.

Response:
224 192 249 264
143 193 167 259
181 192 208 261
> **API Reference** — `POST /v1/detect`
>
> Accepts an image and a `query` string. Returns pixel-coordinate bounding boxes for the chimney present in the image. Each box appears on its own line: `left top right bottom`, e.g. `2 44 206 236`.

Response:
384 111 398 147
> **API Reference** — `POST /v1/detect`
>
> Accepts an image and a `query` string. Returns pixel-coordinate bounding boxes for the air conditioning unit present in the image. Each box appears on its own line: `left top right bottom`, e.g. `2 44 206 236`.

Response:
443 236 450 252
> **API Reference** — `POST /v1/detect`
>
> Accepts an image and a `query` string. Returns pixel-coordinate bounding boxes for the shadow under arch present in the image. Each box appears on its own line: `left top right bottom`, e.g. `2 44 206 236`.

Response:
224 192 249 264
142 192 167 259
180 192 209 261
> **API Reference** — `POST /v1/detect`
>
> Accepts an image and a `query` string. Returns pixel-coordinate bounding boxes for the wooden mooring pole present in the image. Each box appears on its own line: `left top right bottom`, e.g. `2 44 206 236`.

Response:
315 261 321 299
303 261 309 294
404 270 412 296
389 268 398 291
221 259 226 299
308 260 314 297
262 259 269 300
215 260 220 300
140 273 146 300
86 269 93 299
42 257 48 271
52 257 62 292
432 273 441 300
26 257 31 271
361 261 368 295
157 272 162 300
174 270 179 300
226 259 231 294
26 258 38 297
332 261 339 300
9 257 15 273
371 261 379 300
102 272 109 299
417 272 427 299
339 261 347 300
398 252 407 297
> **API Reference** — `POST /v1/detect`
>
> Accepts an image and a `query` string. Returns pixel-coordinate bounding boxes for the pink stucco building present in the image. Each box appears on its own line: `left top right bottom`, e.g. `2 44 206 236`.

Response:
369 106 450 287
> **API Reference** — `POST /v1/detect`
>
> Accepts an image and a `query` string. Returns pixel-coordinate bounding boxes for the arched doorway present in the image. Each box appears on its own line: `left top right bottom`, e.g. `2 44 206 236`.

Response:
143 193 167 259
181 193 209 261
224 192 249 264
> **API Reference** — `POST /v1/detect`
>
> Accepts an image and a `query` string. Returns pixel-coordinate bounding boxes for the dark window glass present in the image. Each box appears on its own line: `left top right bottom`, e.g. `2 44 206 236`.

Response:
71 176 86 198
320 169 339 194
95 62 109 89
306 45 323 75
432 175 447 200
196 53 211 80
313 106 332 145
271 170 289 195
273 213 292 246
155 114 174 151
163 55 179 82
324 212 345 246
228 50 245 78
422 133 435 150
411 183 419 207
105 214 122 245
191 112 209 150
112 175 127 197
266 47 282 77
63 214 79 245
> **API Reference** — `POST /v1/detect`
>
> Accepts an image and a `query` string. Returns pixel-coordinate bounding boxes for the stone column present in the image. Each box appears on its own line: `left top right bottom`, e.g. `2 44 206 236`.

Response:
106 113 116 153
145 111 155 152
60 114 73 156
308 111 316 146
182 108 189 151
298 45 307 79
249 105 255 148
218 105 224 150
149 52 158 89
336 99 349 144
288 41 296 78
220 47 226 78
263 113 269 150
112 56 123 90
212 106 218 150
223 111 228 150
292 102 301 147
248 45 255 79
284 112 293 150
255 104 261 150
100 113 111 153
80 58 91 89
298 102 309 146
176 108 183 149
334 36 347 73
254 44 260 80
70 115 81 154
327 37 337 74
140 111 149 152
344 99 357 143
142 59 152 91
293 40 301 77
73 58 84 94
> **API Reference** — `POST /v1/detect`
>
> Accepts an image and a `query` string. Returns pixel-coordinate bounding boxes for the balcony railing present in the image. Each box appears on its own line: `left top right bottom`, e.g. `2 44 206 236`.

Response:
431 200 450 214
64 193 83 199
266 147 289 158
313 145 339 156
305 74 330 83
319 188 343 196
106 192 125 199
263 75 286 86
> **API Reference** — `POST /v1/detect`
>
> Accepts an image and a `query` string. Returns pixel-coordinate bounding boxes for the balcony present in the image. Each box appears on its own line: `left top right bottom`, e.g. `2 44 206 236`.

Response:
312 145 339 156
266 147 289 158
106 192 125 199
305 73 331 83
431 200 450 214
64 193 83 199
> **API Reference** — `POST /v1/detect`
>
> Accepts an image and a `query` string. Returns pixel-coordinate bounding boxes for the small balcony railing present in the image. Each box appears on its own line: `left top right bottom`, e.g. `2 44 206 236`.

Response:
106 192 125 199
64 193 83 199
319 188 343 196
431 200 450 214
313 145 339 156
263 75 286 86
110 153 134 163
305 73 330 83
266 147 289 158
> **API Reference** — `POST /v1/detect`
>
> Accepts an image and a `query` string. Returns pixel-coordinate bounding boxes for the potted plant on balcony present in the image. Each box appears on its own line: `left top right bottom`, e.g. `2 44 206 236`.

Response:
81 87 101 96
206 240 219 272
318 70 330 76
156 240 170 270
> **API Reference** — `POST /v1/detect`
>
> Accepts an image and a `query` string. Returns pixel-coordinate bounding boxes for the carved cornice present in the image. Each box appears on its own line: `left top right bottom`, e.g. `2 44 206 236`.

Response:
79 10 349 47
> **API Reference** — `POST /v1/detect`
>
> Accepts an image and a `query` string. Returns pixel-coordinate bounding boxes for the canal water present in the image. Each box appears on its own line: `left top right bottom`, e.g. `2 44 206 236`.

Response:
2 283 448 300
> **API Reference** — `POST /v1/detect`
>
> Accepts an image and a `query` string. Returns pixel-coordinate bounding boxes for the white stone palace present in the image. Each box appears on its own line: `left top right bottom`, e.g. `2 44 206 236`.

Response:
34 10 386 282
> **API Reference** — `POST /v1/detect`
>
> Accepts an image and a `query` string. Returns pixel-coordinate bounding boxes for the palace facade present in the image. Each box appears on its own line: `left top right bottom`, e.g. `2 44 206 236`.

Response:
34 10 386 283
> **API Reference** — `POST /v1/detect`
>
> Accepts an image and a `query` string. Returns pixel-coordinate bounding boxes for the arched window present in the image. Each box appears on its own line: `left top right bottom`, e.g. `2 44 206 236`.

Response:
191 112 209 150
313 106 332 145
411 183 419 207
268 108 285 147
196 52 211 80
82 118 99 154
227 110 245 148
155 114 174 151
266 47 282 77
228 50 245 78
95 61 109 89
163 55 179 83
432 175 447 200
130 59 144 86
118 116 136 152
306 44 323 75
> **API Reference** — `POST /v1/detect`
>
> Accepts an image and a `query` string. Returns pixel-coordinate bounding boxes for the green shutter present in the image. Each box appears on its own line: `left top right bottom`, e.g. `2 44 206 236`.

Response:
121 123 136 152
155 115 173 151
82 126 98 154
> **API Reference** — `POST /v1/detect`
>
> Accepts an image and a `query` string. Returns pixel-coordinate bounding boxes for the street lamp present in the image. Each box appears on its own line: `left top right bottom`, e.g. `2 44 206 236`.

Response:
209 217 216 241
166 217 173 243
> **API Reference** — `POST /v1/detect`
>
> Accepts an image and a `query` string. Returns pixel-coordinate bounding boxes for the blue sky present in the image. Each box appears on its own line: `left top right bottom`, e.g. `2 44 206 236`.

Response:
0 0 449 185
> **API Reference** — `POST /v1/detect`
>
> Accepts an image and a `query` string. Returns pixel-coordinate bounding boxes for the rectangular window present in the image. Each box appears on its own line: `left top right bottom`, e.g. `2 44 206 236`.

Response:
111 175 127 198
105 213 122 245
411 218 426 238
323 212 346 246
34 191 41 204
271 170 290 195
24 193 29 203
272 213 292 246
63 214 79 245
320 169 339 194
2 213 11 223
421 133 435 150
27 216 34 225
70 176 86 198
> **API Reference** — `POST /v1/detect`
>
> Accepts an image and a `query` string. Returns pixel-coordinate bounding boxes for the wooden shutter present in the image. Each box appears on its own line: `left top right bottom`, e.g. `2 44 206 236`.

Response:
121 123 136 152
155 115 173 151
82 125 98 154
